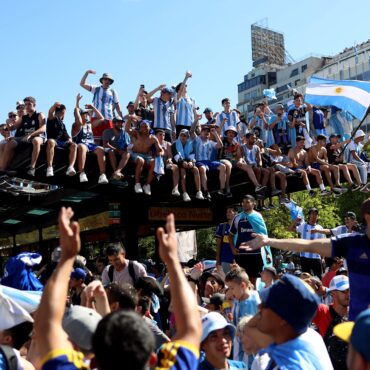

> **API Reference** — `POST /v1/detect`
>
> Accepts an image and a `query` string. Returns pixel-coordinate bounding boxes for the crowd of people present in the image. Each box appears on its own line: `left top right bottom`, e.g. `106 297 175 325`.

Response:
1 70 370 203
0 194 370 369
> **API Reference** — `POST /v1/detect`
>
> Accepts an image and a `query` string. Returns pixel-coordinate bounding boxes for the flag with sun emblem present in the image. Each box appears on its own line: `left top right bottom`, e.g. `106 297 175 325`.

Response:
305 76 370 120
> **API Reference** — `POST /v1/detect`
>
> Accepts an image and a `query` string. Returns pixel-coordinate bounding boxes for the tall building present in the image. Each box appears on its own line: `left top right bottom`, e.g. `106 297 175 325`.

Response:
237 22 370 126
251 23 285 67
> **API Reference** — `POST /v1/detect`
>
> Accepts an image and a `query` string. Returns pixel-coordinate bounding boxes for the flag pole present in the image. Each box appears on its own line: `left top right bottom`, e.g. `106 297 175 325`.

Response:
339 107 370 156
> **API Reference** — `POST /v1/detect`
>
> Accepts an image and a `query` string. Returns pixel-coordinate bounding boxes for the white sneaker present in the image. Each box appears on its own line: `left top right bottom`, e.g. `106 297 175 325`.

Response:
143 184 151 195
79 172 88 183
182 192 191 202
172 187 180 196
27 167 35 176
66 166 76 176
98 173 109 184
46 167 54 177
195 191 204 200
134 183 143 193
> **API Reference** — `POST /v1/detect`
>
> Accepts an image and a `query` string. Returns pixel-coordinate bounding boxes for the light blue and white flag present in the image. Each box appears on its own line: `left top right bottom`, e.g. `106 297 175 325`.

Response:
263 88 277 100
284 200 304 222
305 76 370 120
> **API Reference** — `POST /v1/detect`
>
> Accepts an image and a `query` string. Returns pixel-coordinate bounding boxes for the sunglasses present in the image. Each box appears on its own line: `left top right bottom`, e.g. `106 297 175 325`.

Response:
8 114 17 118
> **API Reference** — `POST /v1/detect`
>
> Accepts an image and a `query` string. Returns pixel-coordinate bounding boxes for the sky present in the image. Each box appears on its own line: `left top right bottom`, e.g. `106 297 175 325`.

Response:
1 0 370 130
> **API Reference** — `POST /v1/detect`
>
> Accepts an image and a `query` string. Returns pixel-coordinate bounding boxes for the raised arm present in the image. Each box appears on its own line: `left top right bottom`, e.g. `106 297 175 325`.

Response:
73 94 83 135
146 84 166 104
156 214 201 347
48 102 60 120
211 128 223 149
239 233 332 258
85 104 105 127
134 86 145 110
34 207 80 358
80 69 96 91
177 71 192 99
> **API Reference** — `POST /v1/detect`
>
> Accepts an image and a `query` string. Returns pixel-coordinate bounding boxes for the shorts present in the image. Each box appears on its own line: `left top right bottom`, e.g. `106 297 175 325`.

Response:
12 136 46 145
80 142 99 152
130 152 153 163
196 160 222 171
294 165 306 171
55 139 72 148
91 118 113 140
311 162 321 170
235 252 263 278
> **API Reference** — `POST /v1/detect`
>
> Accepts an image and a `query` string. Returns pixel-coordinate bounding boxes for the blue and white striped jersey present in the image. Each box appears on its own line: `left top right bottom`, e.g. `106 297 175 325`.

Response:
296 223 326 259
216 111 239 135
240 144 258 166
194 137 217 161
90 86 119 120
152 97 174 130
331 225 349 236
176 96 195 127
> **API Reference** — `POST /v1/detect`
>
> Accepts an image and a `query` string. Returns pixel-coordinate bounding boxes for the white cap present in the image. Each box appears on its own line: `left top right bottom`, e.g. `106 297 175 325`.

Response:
329 275 350 291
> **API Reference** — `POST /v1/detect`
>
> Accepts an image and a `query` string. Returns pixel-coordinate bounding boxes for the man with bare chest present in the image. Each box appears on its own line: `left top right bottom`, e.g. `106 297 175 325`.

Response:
307 135 346 195
288 136 330 197
125 118 163 195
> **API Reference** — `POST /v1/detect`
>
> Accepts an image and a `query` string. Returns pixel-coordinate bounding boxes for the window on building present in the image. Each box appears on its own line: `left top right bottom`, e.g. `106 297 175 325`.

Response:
295 79 300 86
301 64 307 73
340 70 344 79
290 68 299 77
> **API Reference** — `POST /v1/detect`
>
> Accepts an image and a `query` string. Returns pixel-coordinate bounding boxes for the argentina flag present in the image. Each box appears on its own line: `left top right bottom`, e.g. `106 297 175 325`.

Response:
305 76 370 120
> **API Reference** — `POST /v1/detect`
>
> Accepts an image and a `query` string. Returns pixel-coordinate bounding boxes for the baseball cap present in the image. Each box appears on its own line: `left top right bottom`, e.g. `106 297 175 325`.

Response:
16 100 25 108
200 125 211 131
70 267 87 280
308 207 319 215
262 266 277 277
161 87 173 94
179 129 190 137
113 116 124 122
329 275 349 291
62 305 102 351
202 293 225 306
329 133 341 139
126 101 135 108
201 311 236 342
203 107 213 113
344 211 356 220
259 274 320 335
354 129 366 139
334 308 370 362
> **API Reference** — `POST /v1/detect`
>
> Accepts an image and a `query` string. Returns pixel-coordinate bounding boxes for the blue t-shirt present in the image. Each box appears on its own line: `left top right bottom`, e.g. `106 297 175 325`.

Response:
331 233 370 319
215 223 234 263
230 213 258 255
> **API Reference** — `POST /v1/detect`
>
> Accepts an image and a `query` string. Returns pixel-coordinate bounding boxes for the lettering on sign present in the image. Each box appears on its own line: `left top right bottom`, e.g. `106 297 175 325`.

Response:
148 207 213 222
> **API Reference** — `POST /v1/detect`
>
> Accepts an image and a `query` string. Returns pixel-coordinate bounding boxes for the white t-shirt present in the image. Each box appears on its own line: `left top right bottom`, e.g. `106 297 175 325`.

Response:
101 260 147 286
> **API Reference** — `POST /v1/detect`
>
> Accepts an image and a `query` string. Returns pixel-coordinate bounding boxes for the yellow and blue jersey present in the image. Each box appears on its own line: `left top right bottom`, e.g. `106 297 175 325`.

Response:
156 340 199 370
41 349 88 370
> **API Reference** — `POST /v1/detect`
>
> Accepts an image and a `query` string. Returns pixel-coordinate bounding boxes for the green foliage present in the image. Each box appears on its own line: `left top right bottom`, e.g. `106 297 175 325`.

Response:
196 227 217 260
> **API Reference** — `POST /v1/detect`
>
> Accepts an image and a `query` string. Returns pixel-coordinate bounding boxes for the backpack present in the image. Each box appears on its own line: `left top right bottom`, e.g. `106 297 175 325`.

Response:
0 345 18 370
108 260 137 285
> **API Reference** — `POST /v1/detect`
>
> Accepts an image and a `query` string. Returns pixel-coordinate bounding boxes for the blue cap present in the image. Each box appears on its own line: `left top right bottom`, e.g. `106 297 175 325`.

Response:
161 87 173 94
259 275 319 335
71 267 87 280
201 312 236 342
334 308 370 362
